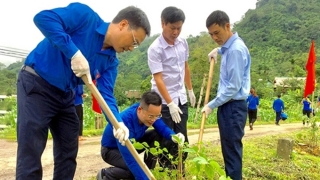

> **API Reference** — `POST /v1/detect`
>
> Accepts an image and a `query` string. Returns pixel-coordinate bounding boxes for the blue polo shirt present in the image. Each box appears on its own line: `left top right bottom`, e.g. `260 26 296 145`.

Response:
24 3 122 122
246 94 259 110
273 98 285 112
302 100 311 111
101 103 175 180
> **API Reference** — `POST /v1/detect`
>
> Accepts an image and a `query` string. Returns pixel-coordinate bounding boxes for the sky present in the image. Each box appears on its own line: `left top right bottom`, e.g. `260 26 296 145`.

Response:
0 0 257 65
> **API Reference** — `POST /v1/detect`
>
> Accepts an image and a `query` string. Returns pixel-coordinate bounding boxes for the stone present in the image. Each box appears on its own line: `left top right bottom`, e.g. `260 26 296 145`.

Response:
277 138 294 160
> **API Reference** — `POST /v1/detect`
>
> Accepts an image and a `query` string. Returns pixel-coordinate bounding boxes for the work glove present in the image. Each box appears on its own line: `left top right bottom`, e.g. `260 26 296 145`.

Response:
188 89 196 108
113 122 129 146
167 101 183 123
208 48 219 63
172 132 185 145
201 104 213 118
71 50 92 84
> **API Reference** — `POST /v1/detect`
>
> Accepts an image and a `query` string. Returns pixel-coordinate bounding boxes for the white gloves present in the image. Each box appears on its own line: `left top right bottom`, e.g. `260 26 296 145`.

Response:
188 89 196 108
201 104 213 118
167 101 183 123
208 48 219 63
113 122 129 146
71 50 92 84
172 132 185 145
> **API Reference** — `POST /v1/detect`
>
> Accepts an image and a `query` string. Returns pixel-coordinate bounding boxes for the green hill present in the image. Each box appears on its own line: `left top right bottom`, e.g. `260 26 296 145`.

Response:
1 0 320 103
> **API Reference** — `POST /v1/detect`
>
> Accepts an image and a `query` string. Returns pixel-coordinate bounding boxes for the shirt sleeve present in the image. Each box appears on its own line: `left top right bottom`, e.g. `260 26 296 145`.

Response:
183 38 189 61
153 119 175 140
147 46 163 74
208 50 245 109
117 141 149 180
33 3 95 58
97 66 122 123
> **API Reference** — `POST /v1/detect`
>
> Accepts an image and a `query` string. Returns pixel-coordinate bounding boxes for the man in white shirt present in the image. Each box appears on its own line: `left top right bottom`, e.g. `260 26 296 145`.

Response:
147 6 196 173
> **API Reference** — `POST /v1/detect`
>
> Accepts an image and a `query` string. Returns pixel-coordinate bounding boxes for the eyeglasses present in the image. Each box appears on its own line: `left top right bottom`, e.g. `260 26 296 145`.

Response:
130 26 139 49
147 114 162 120
140 106 162 119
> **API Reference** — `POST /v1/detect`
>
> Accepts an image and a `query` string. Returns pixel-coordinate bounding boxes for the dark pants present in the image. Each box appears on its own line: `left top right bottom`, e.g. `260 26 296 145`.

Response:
75 104 84 136
16 70 79 180
247 108 257 124
302 109 311 118
101 130 161 180
275 111 282 124
217 100 247 180
157 102 188 169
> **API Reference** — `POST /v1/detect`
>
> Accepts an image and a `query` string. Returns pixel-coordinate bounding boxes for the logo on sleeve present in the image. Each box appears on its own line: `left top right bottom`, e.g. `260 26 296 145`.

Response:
94 69 100 79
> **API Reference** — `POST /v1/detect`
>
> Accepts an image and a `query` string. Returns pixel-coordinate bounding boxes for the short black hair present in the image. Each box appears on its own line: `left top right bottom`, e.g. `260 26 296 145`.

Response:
206 10 230 28
112 6 151 36
140 91 162 109
161 6 185 24
277 94 281 98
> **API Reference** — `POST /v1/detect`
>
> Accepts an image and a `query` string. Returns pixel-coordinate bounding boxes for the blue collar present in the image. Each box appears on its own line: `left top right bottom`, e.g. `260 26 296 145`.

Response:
220 32 239 54
96 22 116 56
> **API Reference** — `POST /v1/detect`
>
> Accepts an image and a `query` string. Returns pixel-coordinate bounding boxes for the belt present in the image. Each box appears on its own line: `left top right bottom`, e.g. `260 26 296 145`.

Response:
22 65 40 77
227 99 245 103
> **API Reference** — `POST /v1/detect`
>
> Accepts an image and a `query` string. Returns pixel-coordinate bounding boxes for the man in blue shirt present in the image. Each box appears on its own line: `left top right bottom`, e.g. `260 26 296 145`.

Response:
273 94 285 125
301 97 312 126
97 91 185 180
16 3 151 180
201 10 251 180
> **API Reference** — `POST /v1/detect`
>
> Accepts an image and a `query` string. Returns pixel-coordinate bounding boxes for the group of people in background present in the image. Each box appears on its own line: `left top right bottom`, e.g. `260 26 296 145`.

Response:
16 2 250 180
247 87 320 128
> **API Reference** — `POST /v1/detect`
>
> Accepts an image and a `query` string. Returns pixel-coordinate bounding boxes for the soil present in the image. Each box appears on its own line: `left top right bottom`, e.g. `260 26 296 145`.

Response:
0 123 310 180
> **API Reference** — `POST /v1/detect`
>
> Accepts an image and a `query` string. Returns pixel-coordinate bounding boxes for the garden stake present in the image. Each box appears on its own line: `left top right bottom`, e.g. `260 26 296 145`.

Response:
81 75 156 180
197 57 215 150
177 144 183 180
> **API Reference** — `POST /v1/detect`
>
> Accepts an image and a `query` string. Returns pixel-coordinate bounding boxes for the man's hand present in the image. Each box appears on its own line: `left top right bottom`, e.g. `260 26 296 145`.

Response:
167 102 183 123
201 104 212 118
113 122 129 146
172 132 185 145
71 50 92 84
188 89 196 108
208 48 219 63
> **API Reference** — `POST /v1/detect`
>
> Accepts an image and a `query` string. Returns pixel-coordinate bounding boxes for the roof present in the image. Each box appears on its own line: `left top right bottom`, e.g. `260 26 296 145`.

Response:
125 90 141 99
273 77 306 88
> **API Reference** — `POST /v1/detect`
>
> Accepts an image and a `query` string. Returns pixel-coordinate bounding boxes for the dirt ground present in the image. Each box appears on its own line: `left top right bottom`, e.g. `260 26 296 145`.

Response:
0 123 307 180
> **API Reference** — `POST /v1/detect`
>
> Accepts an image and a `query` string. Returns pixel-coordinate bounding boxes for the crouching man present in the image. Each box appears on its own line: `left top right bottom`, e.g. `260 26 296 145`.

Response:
97 91 185 180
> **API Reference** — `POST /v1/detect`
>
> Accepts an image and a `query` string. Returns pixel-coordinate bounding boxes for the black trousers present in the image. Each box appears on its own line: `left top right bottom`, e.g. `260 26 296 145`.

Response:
158 102 188 169
16 70 79 180
75 104 83 136
302 109 311 118
101 130 162 180
247 108 257 124
275 111 282 124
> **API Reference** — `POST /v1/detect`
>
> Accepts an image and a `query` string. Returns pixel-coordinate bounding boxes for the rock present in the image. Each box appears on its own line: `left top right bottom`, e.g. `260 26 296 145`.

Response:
277 138 294 160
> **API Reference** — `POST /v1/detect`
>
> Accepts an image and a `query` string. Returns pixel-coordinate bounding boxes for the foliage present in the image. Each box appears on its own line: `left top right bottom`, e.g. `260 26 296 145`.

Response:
132 139 229 180
1 0 320 106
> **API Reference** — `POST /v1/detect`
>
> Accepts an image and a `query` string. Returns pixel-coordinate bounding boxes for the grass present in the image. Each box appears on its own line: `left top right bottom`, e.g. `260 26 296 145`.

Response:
186 128 320 180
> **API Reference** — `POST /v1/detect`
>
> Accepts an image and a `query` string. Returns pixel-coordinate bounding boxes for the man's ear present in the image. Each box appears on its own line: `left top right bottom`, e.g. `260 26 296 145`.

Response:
118 19 129 31
225 23 231 31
